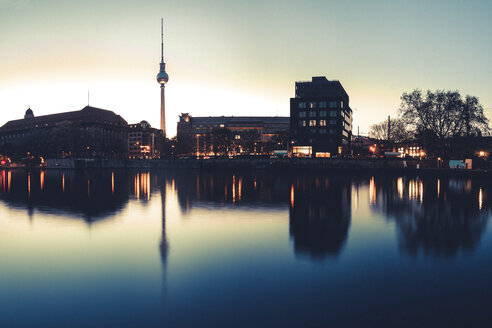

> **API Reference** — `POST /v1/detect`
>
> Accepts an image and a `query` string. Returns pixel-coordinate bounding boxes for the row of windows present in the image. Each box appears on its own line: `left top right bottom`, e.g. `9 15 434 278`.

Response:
299 110 338 118
298 119 337 127
298 101 342 109
304 128 337 135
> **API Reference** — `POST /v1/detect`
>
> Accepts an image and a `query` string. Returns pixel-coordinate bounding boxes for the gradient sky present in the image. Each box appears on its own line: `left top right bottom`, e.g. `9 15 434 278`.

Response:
1 0 491 137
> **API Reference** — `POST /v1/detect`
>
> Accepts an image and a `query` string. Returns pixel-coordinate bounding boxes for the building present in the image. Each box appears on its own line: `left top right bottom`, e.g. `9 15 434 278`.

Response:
128 120 164 158
156 18 169 136
290 77 353 157
177 114 290 156
0 106 128 159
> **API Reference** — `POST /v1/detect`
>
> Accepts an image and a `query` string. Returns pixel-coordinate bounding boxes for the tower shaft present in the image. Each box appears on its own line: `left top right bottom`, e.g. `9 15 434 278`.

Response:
161 85 166 136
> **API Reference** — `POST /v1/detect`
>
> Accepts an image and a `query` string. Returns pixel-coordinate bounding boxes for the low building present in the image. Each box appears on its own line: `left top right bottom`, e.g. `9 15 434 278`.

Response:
0 106 128 159
290 76 353 157
177 114 290 156
128 121 164 158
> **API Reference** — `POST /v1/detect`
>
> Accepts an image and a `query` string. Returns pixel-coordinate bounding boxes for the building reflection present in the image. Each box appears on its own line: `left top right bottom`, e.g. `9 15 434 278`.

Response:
370 176 489 257
0 169 129 222
289 176 351 260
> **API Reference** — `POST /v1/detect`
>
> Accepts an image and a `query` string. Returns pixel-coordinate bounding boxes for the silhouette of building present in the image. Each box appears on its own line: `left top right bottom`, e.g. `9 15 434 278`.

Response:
290 77 353 157
177 114 290 156
128 120 164 158
0 106 128 158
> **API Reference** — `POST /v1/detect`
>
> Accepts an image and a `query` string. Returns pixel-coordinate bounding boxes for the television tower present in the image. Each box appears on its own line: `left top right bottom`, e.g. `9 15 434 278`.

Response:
156 18 169 136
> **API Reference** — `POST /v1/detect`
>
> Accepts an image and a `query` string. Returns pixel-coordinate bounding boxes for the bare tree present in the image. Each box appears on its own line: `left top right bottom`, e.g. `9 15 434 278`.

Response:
369 118 411 143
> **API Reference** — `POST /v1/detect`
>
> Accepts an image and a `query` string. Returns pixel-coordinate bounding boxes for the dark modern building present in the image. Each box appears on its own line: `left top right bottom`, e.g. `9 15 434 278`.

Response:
177 113 290 156
290 77 353 157
128 120 164 159
0 106 128 159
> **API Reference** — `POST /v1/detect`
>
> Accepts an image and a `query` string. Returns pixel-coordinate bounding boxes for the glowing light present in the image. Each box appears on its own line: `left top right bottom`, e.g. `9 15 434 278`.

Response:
62 174 65 192
28 173 31 198
232 175 236 204
437 179 440 198
111 172 114 194
8 171 11 192
147 172 151 200
238 178 242 202
136 174 140 199
419 180 423 203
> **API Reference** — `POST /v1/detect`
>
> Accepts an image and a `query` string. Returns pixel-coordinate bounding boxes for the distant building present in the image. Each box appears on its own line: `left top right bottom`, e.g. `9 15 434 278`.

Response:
290 77 353 157
0 106 128 158
177 114 290 156
128 121 164 158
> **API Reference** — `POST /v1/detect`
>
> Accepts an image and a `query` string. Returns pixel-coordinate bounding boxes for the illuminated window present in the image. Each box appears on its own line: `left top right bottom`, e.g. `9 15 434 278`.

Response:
220 124 225 128
299 120 306 127
319 120 327 126
309 102 317 109
235 135 241 139
309 120 317 126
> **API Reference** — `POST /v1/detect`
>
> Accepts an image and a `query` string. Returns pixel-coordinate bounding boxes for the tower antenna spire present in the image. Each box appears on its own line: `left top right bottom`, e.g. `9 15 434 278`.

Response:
161 18 164 63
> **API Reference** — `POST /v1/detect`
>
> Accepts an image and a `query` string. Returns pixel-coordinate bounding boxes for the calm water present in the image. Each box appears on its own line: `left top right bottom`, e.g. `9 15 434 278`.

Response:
0 169 491 327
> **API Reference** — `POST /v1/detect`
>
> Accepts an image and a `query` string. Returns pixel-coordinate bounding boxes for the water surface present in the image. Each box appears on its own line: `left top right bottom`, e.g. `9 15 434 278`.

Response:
0 169 491 327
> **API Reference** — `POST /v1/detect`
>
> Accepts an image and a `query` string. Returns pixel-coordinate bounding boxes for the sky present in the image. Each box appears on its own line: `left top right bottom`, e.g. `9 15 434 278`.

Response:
1 0 491 137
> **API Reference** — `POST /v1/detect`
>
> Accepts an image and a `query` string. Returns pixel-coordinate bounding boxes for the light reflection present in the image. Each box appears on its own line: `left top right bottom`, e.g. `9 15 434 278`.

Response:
419 180 423 203
2 170 5 192
28 173 31 197
111 172 114 194
40 171 45 191
397 177 403 199
290 184 294 208
87 180 90 197
7 171 11 192
232 175 236 204
479 188 483 210
62 173 65 192
238 178 242 202
369 176 376 204
437 179 440 198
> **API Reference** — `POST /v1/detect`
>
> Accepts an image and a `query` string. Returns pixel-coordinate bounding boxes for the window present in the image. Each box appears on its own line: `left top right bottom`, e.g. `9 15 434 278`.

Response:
309 102 316 109
341 101 344 108
319 129 327 134
319 120 327 126
235 135 241 140
309 111 317 118
299 111 306 118
319 101 327 108
329 111 337 117
329 119 337 125
299 120 306 127
299 102 307 109
309 120 317 126
329 129 336 134
220 124 225 128
319 111 327 117
329 101 338 108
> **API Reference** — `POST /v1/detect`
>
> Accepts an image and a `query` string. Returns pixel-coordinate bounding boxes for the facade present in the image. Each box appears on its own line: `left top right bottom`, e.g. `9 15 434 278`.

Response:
290 76 353 157
177 114 290 156
128 121 164 158
0 106 128 158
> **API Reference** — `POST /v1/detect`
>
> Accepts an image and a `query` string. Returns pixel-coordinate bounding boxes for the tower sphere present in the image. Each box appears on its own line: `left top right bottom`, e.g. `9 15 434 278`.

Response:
157 70 169 85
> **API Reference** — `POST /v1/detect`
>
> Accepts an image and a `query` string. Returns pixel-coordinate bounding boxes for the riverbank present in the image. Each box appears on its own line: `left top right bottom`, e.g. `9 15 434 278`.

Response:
35 158 490 177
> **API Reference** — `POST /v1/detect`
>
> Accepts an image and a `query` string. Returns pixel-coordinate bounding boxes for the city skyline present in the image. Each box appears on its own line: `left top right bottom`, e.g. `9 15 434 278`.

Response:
1 0 491 137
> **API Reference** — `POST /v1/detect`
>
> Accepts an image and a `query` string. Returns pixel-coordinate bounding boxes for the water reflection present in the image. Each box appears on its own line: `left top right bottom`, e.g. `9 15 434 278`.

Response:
369 175 489 257
0 170 129 222
289 176 351 259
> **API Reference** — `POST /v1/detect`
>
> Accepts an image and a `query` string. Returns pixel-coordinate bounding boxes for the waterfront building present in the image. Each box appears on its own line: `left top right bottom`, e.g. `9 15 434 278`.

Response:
0 106 128 158
156 18 169 136
177 113 290 156
290 76 353 157
128 120 164 158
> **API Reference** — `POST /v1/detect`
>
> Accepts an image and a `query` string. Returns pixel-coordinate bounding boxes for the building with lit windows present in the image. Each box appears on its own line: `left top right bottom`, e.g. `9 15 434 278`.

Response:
290 77 352 157
128 121 164 158
177 113 290 156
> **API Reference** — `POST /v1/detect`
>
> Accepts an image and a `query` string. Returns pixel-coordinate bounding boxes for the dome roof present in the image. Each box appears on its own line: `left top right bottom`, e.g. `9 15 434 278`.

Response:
157 71 169 84
24 107 34 119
